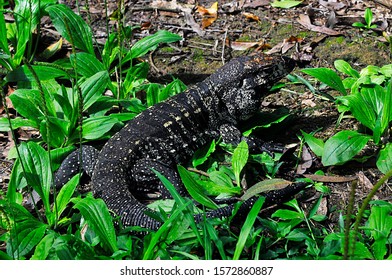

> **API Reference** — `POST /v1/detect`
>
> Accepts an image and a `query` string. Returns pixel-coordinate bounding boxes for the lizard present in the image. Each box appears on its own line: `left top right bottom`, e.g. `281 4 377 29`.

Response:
55 53 301 230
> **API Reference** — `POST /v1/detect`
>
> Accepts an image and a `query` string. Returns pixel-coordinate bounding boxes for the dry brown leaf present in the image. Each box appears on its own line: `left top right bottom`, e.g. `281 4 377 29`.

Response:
197 2 218 29
304 174 357 183
197 1 218 16
358 171 374 190
297 146 312 174
243 0 270 8
243 12 260 22
228 40 262 51
297 14 341 36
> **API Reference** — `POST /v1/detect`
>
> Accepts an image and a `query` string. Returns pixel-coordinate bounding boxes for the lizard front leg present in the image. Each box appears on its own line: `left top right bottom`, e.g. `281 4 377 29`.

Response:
218 123 283 154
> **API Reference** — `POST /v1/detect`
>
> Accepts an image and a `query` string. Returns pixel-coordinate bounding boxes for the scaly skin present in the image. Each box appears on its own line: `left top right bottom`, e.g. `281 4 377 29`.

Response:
55 54 297 230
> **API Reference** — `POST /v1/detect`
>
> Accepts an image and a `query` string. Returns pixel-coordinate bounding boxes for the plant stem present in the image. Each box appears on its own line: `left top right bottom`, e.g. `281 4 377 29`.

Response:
349 168 392 258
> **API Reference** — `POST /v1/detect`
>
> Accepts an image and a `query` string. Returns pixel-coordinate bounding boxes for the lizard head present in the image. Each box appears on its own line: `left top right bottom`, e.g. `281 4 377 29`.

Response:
207 54 295 121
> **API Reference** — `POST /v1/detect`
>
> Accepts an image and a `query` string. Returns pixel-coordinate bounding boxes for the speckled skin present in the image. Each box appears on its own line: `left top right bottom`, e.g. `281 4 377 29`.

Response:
56 54 296 230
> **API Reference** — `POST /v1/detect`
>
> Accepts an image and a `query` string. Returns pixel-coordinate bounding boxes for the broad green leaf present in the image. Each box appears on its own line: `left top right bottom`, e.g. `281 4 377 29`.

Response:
272 209 303 220
233 196 265 260
243 114 291 136
129 30 182 59
285 228 309 241
364 8 373 27
81 116 119 140
192 140 216 167
5 65 67 82
50 234 95 260
352 22 366 28
334 60 359 78
322 130 371 166
9 89 43 127
18 142 53 215
301 68 347 95
70 52 105 78
367 205 392 259
72 195 118 253
241 178 291 201
31 232 57 260
123 62 149 98
380 64 392 77
40 117 69 147
342 84 390 143
157 78 187 102
376 143 392 174
209 170 235 189
55 174 80 218
0 117 37 131
81 70 110 111
7 160 26 203
46 4 94 54
13 0 40 65
232 141 249 186
177 165 218 210
0 3 10 57
270 0 303 8
360 65 380 76
1 200 48 259
301 130 325 157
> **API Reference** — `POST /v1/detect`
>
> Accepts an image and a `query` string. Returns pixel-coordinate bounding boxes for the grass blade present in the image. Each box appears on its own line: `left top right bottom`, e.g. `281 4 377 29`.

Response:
233 196 265 260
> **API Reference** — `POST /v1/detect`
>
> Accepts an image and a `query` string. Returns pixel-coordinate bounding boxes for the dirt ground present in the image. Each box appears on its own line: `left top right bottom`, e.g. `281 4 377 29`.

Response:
1 0 392 228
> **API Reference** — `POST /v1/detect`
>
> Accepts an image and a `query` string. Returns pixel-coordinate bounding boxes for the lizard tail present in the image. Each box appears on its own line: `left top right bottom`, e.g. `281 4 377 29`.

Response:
195 181 308 223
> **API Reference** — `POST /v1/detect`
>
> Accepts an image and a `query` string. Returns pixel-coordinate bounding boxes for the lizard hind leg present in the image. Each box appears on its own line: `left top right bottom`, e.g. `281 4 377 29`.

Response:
54 145 99 188
130 158 185 199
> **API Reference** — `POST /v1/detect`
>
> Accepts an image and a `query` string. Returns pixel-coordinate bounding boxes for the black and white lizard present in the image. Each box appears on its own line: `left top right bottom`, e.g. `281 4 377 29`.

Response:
55 53 302 230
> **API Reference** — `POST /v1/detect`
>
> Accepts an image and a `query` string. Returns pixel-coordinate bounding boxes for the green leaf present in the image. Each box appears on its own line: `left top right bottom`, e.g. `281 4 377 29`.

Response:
46 4 94 54
123 62 149 98
380 65 392 78
18 142 53 220
192 140 216 167
40 117 69 147
0 3 10 57
7 159 26 203
177 165 218 210
341 84 390 144
334 60 360 78
352 22 366 28
80 70 110 111
0 117 37 131
55 174 80 218
272 209 303 220
6 65 67 82
31 232 57 260
364 8 373 27
322 130 371 166
129 30 182 59
8 89 43 126
72 195 118 253
232 141 249 186
301 68 347 95
301 130 325 157
377 143 392 174
70 52 105 78
270 0 303 8
81 116 119 140
367 205 392 259
241 178 292 201
1 200 48 259
233 197 265 260
242 108 291 136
